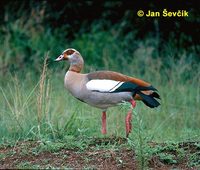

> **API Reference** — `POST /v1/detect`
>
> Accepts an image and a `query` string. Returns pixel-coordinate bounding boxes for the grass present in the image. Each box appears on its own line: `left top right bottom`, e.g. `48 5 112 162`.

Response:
1 69 199 143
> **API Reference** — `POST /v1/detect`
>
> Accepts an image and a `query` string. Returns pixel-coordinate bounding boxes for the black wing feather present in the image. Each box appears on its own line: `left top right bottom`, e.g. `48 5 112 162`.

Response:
137 91 160 108
111 82 160 108
111 82 157 93
111 82 138 93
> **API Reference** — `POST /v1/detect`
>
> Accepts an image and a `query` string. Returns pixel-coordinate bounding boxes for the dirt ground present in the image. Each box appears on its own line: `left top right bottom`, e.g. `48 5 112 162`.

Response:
0 138 199 169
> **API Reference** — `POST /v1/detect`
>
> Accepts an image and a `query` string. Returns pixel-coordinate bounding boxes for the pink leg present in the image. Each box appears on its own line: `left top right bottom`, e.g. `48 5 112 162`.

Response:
101 111 107 134
125 110 132 137
130 99 136 108
125 99 136 137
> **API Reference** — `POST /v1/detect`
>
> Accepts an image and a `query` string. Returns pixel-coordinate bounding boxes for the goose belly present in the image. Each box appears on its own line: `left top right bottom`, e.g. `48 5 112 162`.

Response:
82 91 133 109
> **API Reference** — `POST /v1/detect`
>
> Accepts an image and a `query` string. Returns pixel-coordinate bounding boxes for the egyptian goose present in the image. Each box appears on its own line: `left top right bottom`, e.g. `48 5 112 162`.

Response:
55 48 160 137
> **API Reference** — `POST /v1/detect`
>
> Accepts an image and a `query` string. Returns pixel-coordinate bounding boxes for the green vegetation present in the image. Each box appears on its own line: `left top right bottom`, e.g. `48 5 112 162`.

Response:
0 1 199 169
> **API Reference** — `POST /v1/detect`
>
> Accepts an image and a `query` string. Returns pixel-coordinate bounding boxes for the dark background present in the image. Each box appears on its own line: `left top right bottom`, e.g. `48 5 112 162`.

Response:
0 0 199 74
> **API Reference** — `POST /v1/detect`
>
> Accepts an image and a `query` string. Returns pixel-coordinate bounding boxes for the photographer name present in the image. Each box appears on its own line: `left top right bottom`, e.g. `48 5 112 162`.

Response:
146 9 189 17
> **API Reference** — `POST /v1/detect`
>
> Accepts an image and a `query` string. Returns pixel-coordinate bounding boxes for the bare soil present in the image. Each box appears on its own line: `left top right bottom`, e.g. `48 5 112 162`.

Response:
0 138 199 169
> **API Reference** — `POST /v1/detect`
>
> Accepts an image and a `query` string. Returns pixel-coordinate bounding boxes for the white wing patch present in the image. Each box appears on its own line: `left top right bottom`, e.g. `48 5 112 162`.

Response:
86 79 124 92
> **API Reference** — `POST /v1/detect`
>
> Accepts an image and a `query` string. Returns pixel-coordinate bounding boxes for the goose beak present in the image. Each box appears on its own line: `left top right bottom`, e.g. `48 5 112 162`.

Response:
54 54 64 62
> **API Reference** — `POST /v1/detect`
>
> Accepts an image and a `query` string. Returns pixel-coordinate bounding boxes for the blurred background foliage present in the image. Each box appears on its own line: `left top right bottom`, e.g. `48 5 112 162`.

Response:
0 0 199 79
